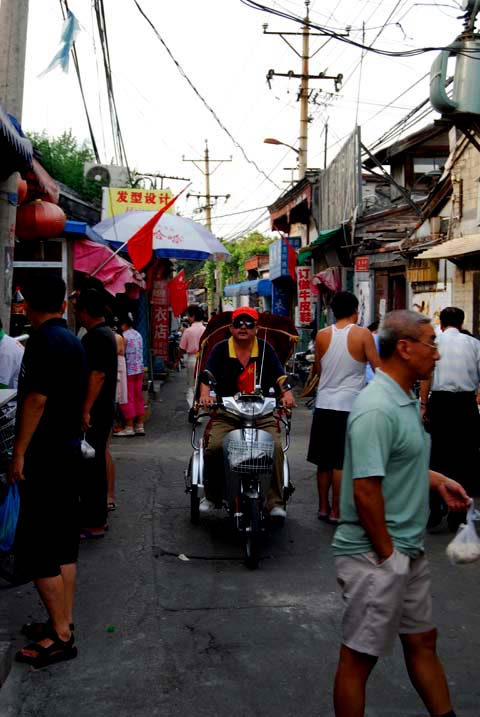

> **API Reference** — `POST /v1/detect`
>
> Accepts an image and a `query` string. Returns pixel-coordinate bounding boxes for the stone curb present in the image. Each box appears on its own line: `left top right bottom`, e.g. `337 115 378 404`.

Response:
0 641 13 688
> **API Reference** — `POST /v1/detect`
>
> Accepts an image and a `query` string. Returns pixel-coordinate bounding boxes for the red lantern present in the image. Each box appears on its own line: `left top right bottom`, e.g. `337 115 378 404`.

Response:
15 199 66 240
17 178 27 205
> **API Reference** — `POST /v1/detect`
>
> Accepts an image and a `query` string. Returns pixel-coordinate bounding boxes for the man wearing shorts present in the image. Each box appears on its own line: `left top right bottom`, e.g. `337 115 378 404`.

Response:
10 274 86 668
332 310 470 717
307 291 379 523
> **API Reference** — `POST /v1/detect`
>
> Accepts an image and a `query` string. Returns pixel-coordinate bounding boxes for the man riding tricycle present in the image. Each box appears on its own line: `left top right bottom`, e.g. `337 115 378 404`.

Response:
185 307 298 569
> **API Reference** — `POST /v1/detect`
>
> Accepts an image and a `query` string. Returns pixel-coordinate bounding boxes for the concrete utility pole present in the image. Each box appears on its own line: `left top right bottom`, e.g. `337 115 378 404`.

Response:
0 0 29 331
183 141 231 312
264 0 344 180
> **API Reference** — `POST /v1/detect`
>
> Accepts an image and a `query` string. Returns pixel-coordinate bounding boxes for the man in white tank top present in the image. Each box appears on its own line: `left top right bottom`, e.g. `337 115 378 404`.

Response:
307 291 379 523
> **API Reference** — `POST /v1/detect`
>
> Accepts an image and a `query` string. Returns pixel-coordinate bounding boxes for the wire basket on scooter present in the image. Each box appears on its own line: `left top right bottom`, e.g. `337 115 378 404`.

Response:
0 403 16 461
227 440 274 474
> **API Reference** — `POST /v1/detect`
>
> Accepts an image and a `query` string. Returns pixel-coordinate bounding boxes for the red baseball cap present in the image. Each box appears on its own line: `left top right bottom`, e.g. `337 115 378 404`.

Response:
231 306 259 322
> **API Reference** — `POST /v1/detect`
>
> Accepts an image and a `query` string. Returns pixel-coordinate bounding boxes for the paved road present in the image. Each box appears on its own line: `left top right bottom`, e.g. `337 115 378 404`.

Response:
1 371 480 716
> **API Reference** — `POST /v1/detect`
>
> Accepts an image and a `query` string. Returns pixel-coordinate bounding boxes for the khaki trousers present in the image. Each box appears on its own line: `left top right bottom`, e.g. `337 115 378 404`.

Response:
204 414 284 509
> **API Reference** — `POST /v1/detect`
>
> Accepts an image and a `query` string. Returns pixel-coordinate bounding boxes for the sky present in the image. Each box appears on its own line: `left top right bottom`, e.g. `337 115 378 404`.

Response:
21 0 466 240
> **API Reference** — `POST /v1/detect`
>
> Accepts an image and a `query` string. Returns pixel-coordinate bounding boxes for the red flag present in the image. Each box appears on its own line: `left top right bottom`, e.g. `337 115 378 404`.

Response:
168 270 188 317
127 186 188 271
281 237 297 280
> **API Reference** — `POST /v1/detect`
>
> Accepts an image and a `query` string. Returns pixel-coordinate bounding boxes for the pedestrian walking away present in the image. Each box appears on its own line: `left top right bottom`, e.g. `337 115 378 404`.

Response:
307 291 379 524
76 289 118 538
332 310 470 717
420 306 480 531
9 273 86 669
175 304 205 412
116 313 145 437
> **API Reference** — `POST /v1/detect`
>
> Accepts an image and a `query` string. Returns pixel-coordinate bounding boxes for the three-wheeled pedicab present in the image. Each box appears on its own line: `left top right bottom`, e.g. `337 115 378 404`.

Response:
184 312 298 569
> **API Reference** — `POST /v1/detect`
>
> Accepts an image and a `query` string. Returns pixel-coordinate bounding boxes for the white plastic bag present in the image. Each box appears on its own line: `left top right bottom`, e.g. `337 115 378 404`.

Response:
446 504 480 564
80 434 96 460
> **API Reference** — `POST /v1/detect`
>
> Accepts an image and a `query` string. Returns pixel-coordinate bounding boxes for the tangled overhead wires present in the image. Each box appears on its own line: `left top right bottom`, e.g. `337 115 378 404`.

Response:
240 0 480 58
133 0 282 190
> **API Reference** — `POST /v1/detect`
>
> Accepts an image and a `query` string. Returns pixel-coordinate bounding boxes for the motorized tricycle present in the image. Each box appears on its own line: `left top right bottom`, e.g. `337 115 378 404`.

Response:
185 370 294 569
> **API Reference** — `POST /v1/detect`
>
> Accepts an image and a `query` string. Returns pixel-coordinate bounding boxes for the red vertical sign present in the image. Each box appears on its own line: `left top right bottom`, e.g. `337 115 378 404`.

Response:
151 269 169 360
296 266 313 325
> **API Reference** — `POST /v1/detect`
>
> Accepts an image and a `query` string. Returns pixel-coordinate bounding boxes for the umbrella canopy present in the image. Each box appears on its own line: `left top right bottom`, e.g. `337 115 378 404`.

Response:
93 211 231 262
74 239 145 296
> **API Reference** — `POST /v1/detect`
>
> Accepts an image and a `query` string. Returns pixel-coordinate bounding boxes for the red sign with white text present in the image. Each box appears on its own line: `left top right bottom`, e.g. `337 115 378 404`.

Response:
296 266 313 325
151 272 169 360
354 256 369 273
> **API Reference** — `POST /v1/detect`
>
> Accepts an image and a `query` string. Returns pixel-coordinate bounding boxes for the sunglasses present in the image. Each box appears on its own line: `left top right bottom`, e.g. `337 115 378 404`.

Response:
232 318 256 329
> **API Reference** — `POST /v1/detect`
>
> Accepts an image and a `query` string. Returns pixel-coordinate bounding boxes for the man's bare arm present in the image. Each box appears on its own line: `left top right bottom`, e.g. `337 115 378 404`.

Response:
82 370 105 430
8 393 47 483
364 331 380 371
429 470 471 511
353 477 393 561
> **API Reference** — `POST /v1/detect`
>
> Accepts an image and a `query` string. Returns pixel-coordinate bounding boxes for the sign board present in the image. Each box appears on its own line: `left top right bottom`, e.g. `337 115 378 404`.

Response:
272 283 288 316
354 256 369 273
355 278 371 327
287 236 301 251
296 266 313 325
151 271 169 360
269 238 289 280
102 186 174 219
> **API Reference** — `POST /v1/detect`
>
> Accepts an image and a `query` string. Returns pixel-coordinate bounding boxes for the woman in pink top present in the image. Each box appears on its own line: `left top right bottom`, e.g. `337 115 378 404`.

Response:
115 314 145 437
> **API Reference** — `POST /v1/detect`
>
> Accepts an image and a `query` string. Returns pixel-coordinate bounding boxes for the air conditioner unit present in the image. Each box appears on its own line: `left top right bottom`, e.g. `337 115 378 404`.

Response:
84 162 130 187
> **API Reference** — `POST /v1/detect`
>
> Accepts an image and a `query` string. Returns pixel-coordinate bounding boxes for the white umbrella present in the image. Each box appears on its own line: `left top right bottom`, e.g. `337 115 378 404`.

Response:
93 211 231 262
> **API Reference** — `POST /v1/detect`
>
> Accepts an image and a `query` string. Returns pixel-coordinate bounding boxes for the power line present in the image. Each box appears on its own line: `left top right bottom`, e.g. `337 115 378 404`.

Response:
132 0 281 190
240 0 480 59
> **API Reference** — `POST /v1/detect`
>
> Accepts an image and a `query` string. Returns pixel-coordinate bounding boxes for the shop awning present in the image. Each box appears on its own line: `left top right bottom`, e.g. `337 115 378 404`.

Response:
297 227 343 265
0 105 33 178
417 234 480 260
73 238 145 296
224 278 272 298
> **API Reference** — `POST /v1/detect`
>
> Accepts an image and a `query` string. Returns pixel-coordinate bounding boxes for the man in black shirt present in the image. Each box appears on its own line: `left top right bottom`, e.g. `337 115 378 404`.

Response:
199 307 295 517
10 273 86 668
76 289 118 537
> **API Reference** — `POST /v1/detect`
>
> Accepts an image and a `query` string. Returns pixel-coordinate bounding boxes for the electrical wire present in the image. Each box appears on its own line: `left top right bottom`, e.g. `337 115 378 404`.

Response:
132 0 282 190
93 0 130 175
239 0 480 58
59 0 101 162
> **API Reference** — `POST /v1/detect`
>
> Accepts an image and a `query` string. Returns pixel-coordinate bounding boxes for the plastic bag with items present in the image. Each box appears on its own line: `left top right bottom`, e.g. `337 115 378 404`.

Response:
0 482 20 553
446 503 480 564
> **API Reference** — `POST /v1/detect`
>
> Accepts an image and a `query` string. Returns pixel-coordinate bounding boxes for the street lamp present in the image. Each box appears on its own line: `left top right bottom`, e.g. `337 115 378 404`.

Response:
263 137 300 155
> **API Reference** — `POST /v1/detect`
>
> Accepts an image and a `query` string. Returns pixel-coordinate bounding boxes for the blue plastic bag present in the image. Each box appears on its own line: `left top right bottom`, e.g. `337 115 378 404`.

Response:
0 483 20 553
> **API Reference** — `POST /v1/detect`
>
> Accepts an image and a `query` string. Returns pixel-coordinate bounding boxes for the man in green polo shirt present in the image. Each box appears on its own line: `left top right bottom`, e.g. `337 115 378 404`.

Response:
332 310 470 717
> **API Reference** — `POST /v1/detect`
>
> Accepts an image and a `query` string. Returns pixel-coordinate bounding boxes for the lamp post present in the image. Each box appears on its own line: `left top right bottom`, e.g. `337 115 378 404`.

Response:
263 137 300 156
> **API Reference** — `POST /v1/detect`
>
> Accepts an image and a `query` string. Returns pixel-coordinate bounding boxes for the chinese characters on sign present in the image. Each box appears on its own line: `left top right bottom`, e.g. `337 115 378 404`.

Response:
296 266 313 325
102 186 174 219
151 272 169 360
354 256 369 273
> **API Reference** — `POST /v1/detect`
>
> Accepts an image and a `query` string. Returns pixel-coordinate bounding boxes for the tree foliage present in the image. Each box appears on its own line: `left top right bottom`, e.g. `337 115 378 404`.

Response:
222 231 273 285
27 129 103 204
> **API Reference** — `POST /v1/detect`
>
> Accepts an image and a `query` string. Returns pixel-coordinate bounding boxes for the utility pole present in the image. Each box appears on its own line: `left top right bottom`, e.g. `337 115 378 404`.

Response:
264 0 345 180
183 140 231 312
0 0 29 331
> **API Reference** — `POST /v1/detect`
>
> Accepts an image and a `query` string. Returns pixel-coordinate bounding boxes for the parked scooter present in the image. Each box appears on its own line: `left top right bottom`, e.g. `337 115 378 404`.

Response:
185 370 295 569
293 339 315 387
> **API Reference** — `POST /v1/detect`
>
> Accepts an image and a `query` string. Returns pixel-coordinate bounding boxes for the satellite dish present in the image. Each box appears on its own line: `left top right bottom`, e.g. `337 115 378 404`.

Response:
85 165 111 185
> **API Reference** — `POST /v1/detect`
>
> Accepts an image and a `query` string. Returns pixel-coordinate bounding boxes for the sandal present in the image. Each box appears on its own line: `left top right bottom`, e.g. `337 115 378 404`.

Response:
107 501 116 512
21 619 74 642
16 628 77 668
79 528 105 540
317 511 330 522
